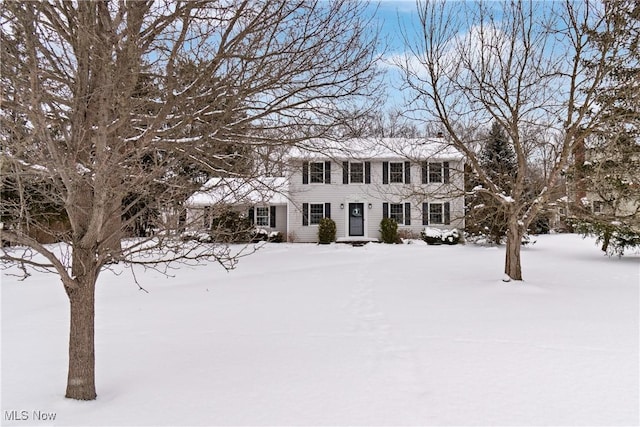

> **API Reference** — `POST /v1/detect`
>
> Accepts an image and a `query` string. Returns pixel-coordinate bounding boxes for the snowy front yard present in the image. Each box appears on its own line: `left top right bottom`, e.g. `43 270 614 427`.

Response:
2 234 638 426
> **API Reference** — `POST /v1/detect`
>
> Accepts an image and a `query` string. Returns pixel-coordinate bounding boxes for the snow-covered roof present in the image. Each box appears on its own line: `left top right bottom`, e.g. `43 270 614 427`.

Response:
288 137 463 161
186 176 288 207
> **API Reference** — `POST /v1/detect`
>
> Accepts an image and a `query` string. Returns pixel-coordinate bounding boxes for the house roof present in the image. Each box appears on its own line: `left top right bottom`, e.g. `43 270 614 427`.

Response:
186 176 288 207
288 137 463 161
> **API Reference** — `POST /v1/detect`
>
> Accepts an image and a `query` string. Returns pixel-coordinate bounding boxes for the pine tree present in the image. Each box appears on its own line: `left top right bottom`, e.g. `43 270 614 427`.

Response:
466 122 516 244
571 0 640 255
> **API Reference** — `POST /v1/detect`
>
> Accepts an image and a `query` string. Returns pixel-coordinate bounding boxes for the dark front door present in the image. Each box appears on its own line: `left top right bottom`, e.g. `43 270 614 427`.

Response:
349 203 364 236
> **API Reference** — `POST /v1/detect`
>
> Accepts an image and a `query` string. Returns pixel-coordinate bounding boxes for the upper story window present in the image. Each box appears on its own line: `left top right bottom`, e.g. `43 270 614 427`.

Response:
428 163 443 182
350 162 364 183
342 161 371 184
422 161 450 184
309 162 325 183
383 161 410 184
302 161 331 184
390 162 404 183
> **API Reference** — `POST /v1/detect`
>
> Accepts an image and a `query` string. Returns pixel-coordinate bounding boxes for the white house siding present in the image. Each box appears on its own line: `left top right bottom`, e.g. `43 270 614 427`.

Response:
287 158 465 243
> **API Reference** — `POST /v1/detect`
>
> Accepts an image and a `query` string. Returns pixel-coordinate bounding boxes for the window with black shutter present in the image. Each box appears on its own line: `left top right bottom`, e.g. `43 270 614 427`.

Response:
270 206 276 228
255 207 269 226
389 162 404 183
364 162 371 184
422 202 429 225
302 161 309 184
302 203 309 226
310 162 325 183
349 162 364 183
382 202 389 218
404 161 411 184
324 161 331 184
343 162 349 184
309 203 324 224
404 202 411 225
443 162 450 184
444 202 451 225
389 203 404 224
325 203 331 219
382 162 389 184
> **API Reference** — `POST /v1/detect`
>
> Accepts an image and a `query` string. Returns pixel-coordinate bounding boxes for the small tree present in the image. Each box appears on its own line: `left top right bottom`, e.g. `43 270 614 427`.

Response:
379 217 400 244
318 218 337 244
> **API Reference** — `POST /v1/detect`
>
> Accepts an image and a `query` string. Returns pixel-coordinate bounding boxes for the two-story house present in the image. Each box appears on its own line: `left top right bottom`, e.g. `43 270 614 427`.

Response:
185 137 465 243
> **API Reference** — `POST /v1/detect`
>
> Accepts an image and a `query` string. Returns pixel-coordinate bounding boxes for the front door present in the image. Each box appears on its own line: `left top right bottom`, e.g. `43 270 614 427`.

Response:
349 203 364 236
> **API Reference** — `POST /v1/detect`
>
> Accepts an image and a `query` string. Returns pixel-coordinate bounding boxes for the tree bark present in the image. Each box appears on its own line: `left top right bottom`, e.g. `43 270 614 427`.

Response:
601 230 611 253
65 247 97 400
504 216 523 281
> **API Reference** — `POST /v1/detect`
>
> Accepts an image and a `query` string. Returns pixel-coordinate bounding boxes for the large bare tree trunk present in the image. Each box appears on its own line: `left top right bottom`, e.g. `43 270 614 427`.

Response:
504 215 523 281
65 247 97 400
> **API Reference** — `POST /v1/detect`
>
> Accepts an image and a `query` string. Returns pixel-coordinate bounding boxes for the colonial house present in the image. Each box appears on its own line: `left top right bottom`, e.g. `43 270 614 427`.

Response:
185 138 465 243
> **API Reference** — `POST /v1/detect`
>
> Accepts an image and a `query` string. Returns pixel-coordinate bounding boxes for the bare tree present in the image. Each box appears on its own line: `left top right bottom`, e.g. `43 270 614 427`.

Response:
396 0 626 280
0 0 381 400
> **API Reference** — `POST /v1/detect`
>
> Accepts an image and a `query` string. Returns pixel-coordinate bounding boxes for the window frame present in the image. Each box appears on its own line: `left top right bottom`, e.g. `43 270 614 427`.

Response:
389 203 404 224
389 162 404 183
255 206 270 227
592 200 604 214
349 162 364 184
429 202 444 224
428 162 443 183
309 203 325 225
309 162 325 184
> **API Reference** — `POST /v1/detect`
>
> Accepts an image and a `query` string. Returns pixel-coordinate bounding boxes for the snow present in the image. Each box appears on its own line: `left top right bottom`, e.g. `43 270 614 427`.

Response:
186 176 288 206
289 137 463 161
1 234 639 426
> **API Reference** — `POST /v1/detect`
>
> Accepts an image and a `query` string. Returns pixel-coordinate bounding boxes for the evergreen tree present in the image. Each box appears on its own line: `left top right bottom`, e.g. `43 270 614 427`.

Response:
466 122 516 244
571 0 640 255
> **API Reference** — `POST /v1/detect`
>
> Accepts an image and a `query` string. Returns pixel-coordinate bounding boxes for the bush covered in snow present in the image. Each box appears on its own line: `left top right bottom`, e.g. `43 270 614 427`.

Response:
318 218 336 244
252 229 284 243
420 227 460 245
210 210 253 242
379 217 401 244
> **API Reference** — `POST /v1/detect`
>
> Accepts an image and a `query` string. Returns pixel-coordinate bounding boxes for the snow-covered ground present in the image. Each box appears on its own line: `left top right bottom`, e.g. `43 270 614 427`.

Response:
2 234 638 426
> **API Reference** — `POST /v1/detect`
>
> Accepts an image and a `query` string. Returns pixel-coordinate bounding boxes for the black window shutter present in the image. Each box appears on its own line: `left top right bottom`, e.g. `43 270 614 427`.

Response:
382 202 388 219
382 161 389 184
270 206 276 228
365 162 371 184
443 162 450 184
342 161 349 184
302 161 309 184
404 161 411 184
325 202 331 219
248 207 255 224
324 161 331 184
404 202 411 225
422 202 429 225
444 202 451 225
421 161 428 184
302 203 309 226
